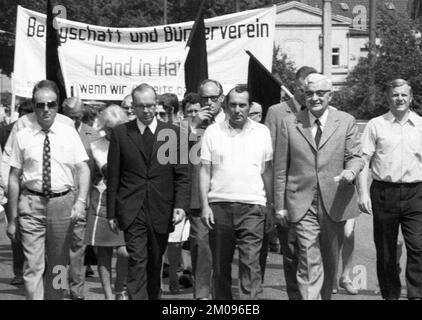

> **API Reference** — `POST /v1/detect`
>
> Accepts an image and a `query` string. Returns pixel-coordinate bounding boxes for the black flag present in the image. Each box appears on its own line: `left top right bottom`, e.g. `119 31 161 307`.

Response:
246 50 282 121
184 0 208 94
46 0 67 107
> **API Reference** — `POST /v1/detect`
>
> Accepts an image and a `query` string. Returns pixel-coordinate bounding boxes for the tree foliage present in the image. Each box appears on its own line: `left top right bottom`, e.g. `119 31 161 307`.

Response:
332 7 422 119
272 45 296 99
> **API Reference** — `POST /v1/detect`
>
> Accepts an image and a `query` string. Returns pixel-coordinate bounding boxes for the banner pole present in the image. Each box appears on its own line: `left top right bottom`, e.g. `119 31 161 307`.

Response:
174 46 191 92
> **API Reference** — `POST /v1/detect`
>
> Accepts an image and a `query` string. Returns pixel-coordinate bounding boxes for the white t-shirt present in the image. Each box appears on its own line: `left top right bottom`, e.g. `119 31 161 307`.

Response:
201 119 273 206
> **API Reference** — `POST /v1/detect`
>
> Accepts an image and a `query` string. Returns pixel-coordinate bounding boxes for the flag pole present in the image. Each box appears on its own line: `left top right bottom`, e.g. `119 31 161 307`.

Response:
245 50 294 99
174 0 206 90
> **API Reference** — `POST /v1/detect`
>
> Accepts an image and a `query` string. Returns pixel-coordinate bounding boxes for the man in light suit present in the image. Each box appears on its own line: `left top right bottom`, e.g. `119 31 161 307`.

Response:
107 83 190 300
264 66 317 300
273 73 364 300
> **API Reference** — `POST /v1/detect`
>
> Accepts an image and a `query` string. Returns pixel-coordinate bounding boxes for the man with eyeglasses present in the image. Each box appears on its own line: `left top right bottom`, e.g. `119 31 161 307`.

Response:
107 83 190 300
6 80 91 300
62 96 100 300
249 102 263 123
121 94 136 121
188 79 227 300
273 73 363 300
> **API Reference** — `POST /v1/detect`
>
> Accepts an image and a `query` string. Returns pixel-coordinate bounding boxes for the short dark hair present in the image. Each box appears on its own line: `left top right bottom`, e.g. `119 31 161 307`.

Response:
131 83 157 101
295 66 318 81
158 93 179 114
226 84 251 105
198 79 224 96
32 80 60 102
182 92 200 112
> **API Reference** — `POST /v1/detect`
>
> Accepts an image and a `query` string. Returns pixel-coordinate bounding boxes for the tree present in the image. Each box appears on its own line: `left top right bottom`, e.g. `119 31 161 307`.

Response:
272 46 296 100
332 7 422 119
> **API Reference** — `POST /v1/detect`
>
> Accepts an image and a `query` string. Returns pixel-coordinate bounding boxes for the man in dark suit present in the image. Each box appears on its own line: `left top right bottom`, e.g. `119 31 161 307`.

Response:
62 97 100 300
107 83 190 300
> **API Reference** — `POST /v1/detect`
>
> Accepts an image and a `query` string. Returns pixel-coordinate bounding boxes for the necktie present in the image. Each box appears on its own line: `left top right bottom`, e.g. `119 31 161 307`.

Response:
143 126 154 159
315 119 322 147
42 129 52 199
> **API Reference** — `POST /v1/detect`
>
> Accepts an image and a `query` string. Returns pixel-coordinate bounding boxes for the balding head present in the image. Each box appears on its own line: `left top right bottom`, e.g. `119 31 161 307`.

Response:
304 73 333 91
62 96 84 128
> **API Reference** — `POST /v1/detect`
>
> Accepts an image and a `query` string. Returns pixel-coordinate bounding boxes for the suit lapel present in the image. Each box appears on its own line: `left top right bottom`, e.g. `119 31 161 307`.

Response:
318 110 340 149
295 111 317 151
127 120 147 161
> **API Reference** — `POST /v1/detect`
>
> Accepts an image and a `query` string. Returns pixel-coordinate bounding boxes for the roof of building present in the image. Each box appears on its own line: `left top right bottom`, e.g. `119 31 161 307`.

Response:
293 0 411 19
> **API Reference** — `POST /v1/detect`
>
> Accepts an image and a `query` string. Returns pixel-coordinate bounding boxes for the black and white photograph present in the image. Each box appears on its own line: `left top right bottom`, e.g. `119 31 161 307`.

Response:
0 0 422 303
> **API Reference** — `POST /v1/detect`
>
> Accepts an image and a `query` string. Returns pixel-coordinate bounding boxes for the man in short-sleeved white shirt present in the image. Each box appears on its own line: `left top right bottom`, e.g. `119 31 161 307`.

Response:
200 85 273 300
6 80 90 300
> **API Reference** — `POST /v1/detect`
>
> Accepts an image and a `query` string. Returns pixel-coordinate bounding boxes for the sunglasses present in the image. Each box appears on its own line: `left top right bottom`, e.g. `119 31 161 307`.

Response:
156 112 167 117
35 101 58 109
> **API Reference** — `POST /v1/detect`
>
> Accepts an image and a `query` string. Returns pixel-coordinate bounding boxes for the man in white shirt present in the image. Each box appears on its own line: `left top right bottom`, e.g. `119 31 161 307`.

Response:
6 80 90 300
358 79 422 300
200 85 273 300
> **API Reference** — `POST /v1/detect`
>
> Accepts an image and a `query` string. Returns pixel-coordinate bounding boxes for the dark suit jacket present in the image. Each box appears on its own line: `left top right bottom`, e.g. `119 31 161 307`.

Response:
107 119 191 233
0 122 14 151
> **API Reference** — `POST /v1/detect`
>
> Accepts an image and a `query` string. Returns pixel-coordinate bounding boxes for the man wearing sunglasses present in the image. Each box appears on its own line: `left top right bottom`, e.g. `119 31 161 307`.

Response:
6 80 91 300
273 73 363 300
188 79 227 300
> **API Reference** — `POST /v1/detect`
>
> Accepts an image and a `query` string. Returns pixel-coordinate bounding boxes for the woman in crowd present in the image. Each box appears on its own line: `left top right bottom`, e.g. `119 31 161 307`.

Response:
84 105 129 300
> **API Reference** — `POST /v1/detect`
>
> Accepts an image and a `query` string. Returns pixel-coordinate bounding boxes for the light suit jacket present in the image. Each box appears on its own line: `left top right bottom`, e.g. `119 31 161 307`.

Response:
274 108 364 223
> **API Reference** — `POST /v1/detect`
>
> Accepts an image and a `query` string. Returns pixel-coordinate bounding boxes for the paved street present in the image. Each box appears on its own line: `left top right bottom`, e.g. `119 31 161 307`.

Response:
0 211 408 300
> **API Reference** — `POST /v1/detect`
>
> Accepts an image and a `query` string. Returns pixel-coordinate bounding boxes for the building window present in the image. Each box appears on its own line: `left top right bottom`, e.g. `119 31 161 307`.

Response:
332 48 340 66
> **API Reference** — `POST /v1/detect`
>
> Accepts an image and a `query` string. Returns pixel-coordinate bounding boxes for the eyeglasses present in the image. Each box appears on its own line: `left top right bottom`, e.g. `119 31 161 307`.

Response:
186 109 199 115
156 112 167 117
249 112 262 117
35 101 58 109
200 95 220 103
305 90 331 98
134 103 156 110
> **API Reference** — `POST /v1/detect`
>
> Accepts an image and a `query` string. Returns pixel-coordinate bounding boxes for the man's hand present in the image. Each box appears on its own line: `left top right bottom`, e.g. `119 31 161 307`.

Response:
201 205 214 230
108 218 119 233
335 170 356 184
358 193 373 215
191 106 213 129
71 200 86 223
6 219 17 242
274 209 289 228
173 208 186 226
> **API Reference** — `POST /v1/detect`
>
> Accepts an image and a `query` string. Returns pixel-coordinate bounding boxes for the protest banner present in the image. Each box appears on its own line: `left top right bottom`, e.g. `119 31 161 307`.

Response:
13 5 275 100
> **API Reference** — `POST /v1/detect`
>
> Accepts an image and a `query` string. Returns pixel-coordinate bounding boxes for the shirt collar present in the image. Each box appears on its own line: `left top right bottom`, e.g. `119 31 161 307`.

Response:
386 110 417 126
35 119 59 135
214 109 226 123
308 107 329 128
224 118 255 132
137 117 158 134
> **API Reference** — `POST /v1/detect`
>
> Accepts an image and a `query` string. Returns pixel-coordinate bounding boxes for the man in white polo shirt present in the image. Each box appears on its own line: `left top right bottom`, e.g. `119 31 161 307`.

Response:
200 85 273 300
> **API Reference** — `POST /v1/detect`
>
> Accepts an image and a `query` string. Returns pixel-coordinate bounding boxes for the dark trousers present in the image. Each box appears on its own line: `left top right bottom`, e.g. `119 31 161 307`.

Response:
124 207 168 300
188 209 212 299
4 204 25 278
371 180 422 299
277 225 301 300
209 202 265 300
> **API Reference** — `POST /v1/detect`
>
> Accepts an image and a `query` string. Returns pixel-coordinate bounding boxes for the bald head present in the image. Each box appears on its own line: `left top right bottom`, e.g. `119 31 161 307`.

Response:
62 96 84 128
304 73 333 91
